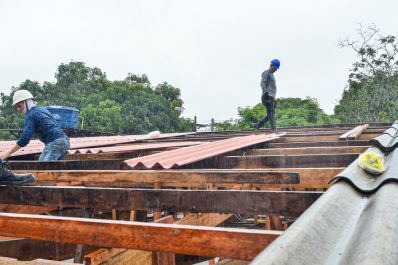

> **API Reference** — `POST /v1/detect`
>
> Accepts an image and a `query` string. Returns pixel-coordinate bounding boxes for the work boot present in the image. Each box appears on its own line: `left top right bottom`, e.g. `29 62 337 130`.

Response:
252 122 260 130
0 162 35 186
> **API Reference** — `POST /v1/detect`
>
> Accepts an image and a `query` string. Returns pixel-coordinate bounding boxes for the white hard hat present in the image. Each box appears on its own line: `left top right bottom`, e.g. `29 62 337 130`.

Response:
12 90 34 106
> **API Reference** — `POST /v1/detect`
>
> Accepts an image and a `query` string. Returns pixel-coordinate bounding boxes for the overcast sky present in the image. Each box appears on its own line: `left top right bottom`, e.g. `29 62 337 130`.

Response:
0 0 397 123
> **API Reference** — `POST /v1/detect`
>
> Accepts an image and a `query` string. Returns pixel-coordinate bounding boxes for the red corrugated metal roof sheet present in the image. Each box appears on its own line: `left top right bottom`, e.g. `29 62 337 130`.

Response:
123 133 282 169
68 141 203 154
0 133 193 157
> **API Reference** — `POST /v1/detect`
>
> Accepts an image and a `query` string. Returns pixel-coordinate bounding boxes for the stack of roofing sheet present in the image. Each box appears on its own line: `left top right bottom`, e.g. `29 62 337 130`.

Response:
0 133 192 157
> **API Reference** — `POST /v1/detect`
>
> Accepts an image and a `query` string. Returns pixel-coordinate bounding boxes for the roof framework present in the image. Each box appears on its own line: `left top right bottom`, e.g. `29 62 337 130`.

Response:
0 123 392 264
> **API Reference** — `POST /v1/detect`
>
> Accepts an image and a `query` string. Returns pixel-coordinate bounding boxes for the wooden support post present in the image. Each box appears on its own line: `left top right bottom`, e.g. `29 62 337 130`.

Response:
73 209 92 263
265 215 284 231
130 211 136 221
153 183 161 221
112 209 117 220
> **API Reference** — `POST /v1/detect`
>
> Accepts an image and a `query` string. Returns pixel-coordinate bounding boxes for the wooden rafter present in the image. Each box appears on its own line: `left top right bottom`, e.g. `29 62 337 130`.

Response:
0 213 281 261
0 187 322 217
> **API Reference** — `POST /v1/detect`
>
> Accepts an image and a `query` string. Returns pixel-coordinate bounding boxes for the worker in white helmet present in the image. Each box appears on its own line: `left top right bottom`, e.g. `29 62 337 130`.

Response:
0 90 70 163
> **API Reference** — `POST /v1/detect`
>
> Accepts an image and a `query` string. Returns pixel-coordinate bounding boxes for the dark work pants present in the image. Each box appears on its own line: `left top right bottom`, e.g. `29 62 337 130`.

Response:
257 93 276 129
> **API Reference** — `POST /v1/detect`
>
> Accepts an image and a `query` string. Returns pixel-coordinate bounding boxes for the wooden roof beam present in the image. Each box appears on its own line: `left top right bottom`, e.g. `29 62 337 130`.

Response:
0 213 281 261
0 187 322 217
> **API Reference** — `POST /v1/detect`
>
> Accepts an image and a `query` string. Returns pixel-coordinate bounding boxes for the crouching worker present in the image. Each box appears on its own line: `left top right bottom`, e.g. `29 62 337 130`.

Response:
0 90 70 185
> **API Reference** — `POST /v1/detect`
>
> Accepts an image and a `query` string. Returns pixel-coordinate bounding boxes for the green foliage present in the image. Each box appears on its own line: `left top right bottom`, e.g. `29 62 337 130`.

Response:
218 97 339 130
0 61 194 137
335 25 398 122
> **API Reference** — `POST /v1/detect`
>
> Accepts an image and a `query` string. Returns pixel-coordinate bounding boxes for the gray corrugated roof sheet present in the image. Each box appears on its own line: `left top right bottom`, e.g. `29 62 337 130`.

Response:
250 122 398 265
370 121 398 153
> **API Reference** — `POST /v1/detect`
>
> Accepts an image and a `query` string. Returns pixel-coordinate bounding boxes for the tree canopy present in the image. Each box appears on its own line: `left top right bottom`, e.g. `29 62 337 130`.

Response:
334 24 398 123
0 61 194 137
216 97 339 131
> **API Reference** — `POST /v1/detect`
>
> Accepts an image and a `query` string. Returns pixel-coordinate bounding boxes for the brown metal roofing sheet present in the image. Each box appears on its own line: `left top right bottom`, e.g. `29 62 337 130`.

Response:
68 141 203 154
123 133 282 169
0 133 193 157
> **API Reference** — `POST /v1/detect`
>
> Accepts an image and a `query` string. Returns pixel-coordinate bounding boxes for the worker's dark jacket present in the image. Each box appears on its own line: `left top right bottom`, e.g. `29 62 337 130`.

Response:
17 107 66 147
260 69 277 98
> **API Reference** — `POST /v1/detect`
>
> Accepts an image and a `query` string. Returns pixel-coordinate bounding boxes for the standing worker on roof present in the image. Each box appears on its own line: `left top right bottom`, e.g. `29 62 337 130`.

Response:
0 90 70 162
253 59 280 130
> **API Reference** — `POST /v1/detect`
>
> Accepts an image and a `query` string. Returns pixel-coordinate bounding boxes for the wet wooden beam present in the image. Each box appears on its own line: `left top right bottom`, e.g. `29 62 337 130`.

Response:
8 159 123 170
260 168 343 189
0 187 322 217
0 257 73 264
250 146 367 156
0 204 56 214
84 215 175 265
0 237 76 261
265 140 369 148
15 170 299 188
223 153 358 169
275 133 378 142
0 213 281 261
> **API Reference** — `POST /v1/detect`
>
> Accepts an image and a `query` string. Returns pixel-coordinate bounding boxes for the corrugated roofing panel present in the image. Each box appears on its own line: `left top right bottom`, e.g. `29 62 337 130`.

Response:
331 147 398 193
370 122 398 153
68 141 203 154
123 133 282 169
0 133 192 157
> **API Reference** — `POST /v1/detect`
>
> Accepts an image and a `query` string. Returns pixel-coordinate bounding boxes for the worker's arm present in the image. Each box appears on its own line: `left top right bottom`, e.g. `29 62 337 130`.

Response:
260 71 269 93
0 144 22 160
1 113 36 161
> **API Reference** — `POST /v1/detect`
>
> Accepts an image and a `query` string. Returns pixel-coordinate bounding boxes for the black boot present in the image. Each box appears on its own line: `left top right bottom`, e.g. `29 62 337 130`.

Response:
0 162 35 186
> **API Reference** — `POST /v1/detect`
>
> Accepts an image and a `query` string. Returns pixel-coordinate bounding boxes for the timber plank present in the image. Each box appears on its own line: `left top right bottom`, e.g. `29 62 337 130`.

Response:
0 238 76 261
250 146 367 156
265 140 369 148
84 213 230 265
0 187 322 217
0 257 73 264
15 170 299 188
8 160 123 170
0 213 281 261
223 153 359 169
274 133 378 142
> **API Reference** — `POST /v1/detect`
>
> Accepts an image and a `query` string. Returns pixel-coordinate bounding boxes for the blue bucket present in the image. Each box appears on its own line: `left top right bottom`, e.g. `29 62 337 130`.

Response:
45 106 79 129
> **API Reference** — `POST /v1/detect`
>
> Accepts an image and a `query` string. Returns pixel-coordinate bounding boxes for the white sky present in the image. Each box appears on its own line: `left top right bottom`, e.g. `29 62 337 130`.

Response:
0 0 397 123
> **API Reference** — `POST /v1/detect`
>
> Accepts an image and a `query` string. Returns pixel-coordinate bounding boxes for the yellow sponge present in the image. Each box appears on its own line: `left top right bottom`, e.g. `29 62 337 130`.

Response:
358 151 385 175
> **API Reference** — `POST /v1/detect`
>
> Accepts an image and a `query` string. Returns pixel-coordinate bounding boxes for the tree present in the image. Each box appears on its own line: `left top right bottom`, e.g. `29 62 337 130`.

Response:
154 82 184 116
218 97 338 130
0 61 193 139
335 24 398 122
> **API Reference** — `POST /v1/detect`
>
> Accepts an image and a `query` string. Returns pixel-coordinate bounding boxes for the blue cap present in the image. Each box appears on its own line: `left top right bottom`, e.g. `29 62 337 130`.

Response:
271 59 281 69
